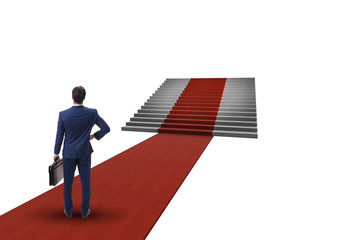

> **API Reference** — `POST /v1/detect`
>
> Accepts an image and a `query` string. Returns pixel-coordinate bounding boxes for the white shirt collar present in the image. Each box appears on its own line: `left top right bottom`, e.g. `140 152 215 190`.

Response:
73 104 83 107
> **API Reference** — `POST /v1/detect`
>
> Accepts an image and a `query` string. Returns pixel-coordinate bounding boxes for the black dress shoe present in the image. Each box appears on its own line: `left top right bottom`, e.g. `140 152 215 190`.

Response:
82 209 91 219
64 209 72 218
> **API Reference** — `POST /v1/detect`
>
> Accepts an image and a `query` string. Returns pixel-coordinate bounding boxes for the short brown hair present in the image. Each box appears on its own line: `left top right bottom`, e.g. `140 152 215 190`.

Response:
72 86 86 104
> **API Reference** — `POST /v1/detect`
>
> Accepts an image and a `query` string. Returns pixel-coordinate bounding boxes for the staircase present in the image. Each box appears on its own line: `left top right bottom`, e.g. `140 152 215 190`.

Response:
122 78 258 138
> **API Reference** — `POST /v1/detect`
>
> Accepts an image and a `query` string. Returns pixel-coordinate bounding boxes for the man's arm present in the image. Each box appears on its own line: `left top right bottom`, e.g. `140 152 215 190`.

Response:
93 111 110 141
54 112 65 161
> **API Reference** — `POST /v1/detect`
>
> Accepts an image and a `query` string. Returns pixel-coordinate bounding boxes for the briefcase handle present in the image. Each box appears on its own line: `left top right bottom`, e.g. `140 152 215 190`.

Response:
49 158 62 172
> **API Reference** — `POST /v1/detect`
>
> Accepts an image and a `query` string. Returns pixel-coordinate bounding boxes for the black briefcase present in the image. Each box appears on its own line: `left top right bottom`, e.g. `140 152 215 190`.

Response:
49 159 64 186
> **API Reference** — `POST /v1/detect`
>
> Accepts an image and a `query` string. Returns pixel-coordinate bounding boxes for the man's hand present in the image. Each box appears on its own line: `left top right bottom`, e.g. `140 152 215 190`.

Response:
89 135 94 140
54 155 60 162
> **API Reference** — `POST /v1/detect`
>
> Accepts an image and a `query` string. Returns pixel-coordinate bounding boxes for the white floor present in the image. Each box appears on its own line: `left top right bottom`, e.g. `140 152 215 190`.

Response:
1 1 360 239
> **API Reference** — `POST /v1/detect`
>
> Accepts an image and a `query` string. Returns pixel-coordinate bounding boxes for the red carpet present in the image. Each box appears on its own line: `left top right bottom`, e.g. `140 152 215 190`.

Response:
0 134 212 240
158 78 226 135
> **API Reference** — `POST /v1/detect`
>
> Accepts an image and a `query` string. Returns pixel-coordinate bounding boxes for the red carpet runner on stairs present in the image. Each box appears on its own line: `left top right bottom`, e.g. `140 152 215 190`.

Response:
159 78 226 135
0 134 212 240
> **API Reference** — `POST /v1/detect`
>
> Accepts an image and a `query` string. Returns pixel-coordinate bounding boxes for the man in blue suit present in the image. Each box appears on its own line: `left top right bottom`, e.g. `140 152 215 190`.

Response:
54 86 110 218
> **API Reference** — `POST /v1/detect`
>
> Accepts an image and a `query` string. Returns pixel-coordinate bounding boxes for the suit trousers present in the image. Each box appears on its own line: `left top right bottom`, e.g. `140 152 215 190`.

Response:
63 155 91 215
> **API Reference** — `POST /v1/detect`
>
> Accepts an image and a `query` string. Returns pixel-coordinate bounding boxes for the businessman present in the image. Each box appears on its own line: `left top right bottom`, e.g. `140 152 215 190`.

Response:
54 86 110 219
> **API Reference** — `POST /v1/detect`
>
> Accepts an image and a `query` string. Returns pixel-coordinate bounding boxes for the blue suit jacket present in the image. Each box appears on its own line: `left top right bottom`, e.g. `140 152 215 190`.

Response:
54 106 110 159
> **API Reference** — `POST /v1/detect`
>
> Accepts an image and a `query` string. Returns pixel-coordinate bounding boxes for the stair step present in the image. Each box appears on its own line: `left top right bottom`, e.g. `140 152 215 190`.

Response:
145 100 257 105
173 96 223 100
177 100 256 104
163 118 215 125
125 122 238 137
214 125 257 132
169 110 218 116
218 111 257 117
172 106 257 112
144 102 175 107
149 96 180 100
152 93 183 97
154 89 185 92
215 119 257 127
121 126 158 133
216 115 256 121
131 117 257 126
167 114 217 120
134 113 168 118
135 113 256 122
212 130 258 138
141 105 175 110
138 109 171 114
151 93 183 98
176 96 256 100
126 121 162 128
141 105 257 112
126 122 257 132
168 110 257 117
221 92 256 95
161 123 215 130
163 118 257 126
131 117 165 123
218 103 257 108
158 127 212 136
218 107 256 112
171 103 225 107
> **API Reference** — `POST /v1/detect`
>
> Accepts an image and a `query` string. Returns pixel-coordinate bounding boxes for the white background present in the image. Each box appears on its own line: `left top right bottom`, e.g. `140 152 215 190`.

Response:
1 1 360 239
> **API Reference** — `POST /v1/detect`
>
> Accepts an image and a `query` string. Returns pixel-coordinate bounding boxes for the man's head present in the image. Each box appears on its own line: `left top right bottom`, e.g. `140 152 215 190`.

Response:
72 86 86 104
